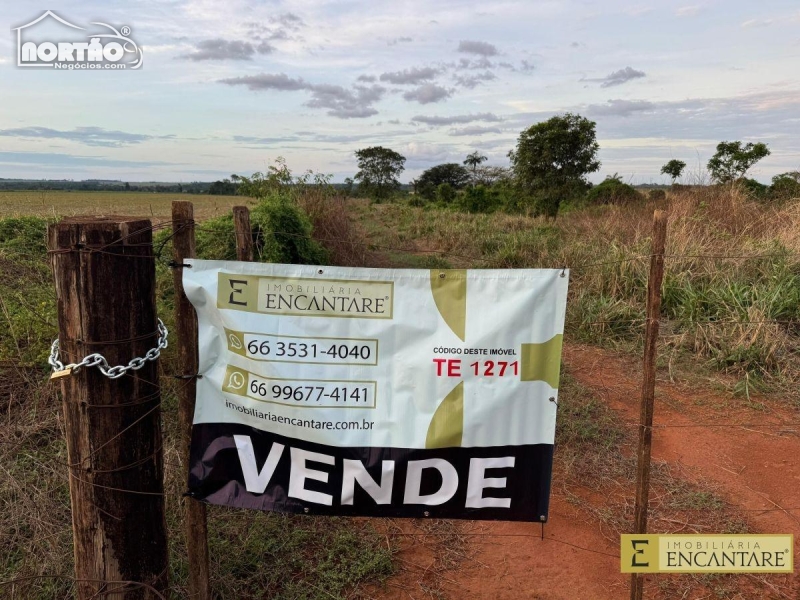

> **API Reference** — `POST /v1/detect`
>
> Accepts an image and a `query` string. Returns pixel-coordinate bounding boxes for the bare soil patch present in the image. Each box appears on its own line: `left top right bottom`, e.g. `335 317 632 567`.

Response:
371 344 800 599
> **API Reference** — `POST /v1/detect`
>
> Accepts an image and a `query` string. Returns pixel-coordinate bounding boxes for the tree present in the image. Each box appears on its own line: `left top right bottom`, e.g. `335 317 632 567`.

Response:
343 177 354 197
354 146 406 200
707 141 770 184
463 151 488 174
417 163 470 200
208 179 237 195
660 159 686 183
472 165 509 186
509 112 600 217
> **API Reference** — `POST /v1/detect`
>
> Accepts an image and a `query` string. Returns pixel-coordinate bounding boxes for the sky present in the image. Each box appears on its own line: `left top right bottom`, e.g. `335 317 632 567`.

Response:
0 0 798 184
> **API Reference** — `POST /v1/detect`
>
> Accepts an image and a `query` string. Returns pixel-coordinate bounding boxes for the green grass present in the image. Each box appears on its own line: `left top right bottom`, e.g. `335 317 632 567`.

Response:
0 216 57 366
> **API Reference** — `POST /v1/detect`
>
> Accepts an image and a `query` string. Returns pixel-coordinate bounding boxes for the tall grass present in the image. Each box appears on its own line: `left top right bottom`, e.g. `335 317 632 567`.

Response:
351 187 800 397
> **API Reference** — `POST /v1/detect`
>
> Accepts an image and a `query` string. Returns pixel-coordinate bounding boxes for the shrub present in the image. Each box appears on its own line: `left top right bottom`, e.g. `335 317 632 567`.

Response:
585 175 640 204
417 164 470 201
649 189 667 201
296 190 368 266
457 185 504 213
193 192 328 264
0 216 49 261
770 172 800 201
436 182 456 204
738 178 768 200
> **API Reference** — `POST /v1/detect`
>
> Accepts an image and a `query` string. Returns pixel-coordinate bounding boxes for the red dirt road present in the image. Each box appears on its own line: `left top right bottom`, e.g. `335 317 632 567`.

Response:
374 344 800 600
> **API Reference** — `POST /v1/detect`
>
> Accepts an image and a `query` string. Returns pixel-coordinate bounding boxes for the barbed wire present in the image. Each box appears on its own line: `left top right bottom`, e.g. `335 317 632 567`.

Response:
5 215 800 271
0 574 167 599
6 211 800 586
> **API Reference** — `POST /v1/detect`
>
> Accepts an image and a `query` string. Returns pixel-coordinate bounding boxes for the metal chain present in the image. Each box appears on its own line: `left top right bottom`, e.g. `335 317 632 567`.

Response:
48 320 168 380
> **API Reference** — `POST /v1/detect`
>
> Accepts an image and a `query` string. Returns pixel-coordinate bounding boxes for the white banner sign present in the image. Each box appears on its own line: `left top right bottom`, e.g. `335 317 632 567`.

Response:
184 260 568 521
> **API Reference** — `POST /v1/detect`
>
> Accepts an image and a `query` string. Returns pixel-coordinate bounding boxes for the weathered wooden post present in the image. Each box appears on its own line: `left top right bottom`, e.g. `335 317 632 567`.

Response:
233 206 253 261
48 217 168 599
171 201 211 599
630 210 668 600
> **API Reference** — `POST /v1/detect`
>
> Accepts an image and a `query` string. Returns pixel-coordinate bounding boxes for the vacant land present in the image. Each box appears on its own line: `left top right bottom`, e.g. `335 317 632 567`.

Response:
347 191 800 599
0 190 243 221
1 188 798 599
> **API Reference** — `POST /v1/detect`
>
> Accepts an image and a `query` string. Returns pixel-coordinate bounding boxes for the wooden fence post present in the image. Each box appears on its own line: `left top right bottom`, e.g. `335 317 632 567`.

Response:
630 210 668 600
233 206 253 261
171 202 211 599
48 217 168 599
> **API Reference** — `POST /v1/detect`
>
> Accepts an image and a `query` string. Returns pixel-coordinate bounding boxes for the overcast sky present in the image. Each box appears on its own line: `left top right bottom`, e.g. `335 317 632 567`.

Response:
1 0 798 183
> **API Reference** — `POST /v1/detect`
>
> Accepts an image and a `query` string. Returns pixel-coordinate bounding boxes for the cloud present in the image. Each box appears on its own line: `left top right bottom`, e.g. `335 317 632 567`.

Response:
387 36 413 46
246 14 304 41
587 66 646 87
454 71 496 89
219 74 386 118
357 74 376 82
0 126 164 148
183 39 273 61
273 12 304 28
741 18 774 28
233 135 301 145
0 151 175 169
306 84 386 119
676 5 702 17
520 60 535 72
219 73 309 91
457 40 499 56
402 83 452 104
457 57 494 70
625 5 656 16
448 125 504 136
587 99 656 117
380 67 440 85
411 113 502 126
235 132 373 145
402 142 454 168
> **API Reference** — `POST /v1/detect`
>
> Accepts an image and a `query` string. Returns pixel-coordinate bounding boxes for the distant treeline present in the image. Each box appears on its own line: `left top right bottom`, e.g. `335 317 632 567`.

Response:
0 179 213 193
0 179 410 195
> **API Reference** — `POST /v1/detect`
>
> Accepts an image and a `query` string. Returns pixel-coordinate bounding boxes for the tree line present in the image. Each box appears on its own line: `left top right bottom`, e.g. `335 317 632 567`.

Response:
349 113 799 216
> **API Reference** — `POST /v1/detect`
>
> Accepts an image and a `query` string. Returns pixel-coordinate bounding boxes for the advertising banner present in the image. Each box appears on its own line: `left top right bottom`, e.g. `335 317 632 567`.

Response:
184 260 568 521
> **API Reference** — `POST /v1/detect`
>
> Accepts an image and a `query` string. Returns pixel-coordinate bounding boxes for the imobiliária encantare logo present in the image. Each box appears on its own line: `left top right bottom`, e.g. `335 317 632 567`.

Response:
13 11 142 70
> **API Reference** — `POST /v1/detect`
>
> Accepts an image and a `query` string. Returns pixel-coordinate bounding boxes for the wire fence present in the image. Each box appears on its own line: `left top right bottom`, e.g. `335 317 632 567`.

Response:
3 213 800 595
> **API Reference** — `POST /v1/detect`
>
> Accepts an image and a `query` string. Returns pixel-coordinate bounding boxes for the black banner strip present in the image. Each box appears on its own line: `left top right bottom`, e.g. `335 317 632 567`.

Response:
189 423 554 522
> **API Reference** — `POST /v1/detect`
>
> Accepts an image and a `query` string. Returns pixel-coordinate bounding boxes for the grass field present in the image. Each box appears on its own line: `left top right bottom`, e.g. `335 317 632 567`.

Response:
1 187 798 599
349 189 800 403
0 190 244 221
